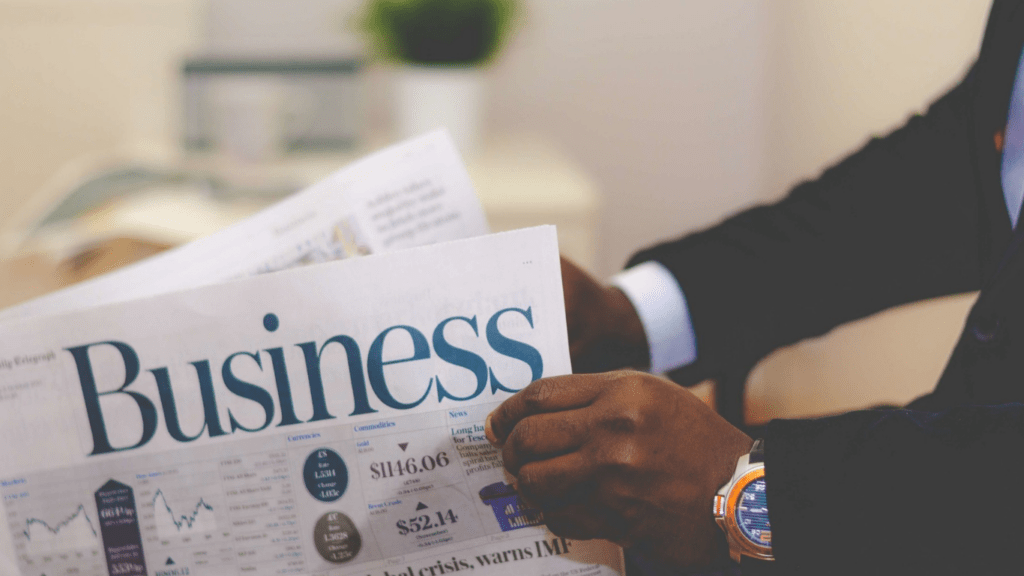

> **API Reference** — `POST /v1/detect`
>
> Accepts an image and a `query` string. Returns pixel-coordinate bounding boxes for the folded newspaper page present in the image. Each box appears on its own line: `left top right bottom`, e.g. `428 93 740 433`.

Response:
0 130 489 323
0 226 625 576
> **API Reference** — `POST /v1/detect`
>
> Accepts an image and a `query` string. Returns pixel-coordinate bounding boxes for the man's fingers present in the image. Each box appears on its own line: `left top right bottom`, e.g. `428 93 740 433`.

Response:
501 410 589 475
486 375 607 445
515 453 595 509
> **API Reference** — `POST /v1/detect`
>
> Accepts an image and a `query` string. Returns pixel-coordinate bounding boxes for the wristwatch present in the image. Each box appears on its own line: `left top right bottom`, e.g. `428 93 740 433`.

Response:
713 438 773 563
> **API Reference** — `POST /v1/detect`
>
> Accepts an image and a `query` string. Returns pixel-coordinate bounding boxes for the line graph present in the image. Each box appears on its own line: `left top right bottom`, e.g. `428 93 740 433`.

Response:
21 504 99 554
152 488 217 539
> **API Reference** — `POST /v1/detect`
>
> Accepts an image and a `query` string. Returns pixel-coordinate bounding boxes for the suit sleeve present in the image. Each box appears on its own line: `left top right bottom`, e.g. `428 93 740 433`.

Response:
765 404 1024 575
627 67 987 385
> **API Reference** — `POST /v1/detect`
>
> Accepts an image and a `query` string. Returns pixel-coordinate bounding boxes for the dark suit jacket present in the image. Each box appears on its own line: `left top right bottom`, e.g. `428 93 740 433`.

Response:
628 1 1024 573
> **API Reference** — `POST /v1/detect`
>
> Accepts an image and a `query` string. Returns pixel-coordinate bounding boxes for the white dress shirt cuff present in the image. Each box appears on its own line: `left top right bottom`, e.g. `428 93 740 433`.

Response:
611 261 698 374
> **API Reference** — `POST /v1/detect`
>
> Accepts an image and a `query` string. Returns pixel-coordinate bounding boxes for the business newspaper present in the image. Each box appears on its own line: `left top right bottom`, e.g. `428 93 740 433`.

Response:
0 227 625 576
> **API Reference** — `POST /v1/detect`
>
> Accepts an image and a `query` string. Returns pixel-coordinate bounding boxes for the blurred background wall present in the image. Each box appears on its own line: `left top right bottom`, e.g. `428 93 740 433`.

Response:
0 0 996 419
0 0 204 221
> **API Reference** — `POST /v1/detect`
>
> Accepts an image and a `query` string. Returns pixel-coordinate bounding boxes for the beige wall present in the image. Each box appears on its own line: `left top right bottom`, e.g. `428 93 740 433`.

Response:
490 0 772 278
0 0 203 231
764 0 990 200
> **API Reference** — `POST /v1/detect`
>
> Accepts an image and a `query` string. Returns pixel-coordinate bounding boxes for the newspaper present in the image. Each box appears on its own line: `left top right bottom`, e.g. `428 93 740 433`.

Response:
0 226 624 576
0 130 489 323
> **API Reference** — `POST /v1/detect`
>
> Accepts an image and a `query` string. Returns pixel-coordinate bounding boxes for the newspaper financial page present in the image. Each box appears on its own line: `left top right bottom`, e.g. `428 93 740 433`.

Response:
0 227 624 576
0 130 489 323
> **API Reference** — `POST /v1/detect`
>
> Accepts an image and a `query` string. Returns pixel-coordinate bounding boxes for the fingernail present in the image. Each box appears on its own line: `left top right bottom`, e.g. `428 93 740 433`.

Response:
485 413 500 446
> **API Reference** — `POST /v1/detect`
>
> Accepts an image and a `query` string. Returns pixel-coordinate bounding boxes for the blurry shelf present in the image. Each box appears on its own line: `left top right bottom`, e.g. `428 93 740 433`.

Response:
10 132 601 272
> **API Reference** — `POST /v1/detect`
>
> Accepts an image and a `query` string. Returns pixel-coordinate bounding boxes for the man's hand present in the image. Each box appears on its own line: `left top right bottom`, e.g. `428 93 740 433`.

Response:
561 257 649 373
486 371 753 568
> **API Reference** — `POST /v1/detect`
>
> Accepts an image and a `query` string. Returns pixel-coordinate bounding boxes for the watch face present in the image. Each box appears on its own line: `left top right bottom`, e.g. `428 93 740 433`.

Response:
735 478 771 548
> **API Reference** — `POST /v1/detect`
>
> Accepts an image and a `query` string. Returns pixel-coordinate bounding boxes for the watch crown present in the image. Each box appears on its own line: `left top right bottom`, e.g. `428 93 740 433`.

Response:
713 494 726 518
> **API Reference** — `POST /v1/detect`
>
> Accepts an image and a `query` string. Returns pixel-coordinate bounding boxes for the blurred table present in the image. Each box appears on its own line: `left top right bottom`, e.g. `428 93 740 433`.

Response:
178 133 602 269
0 133 601 309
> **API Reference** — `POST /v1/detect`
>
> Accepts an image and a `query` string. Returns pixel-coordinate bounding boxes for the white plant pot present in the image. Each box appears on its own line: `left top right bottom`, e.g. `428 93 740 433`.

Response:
394 65 484 156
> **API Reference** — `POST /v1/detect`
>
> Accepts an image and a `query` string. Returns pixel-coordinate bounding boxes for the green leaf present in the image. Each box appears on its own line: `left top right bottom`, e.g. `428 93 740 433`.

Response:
358 0 520 66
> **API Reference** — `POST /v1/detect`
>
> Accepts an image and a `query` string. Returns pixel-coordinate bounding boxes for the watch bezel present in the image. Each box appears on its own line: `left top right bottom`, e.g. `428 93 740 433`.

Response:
722 466 773 561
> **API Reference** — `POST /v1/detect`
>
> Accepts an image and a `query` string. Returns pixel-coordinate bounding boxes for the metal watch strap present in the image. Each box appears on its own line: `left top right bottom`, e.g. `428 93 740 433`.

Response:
749 438 765 464
714 437 773 566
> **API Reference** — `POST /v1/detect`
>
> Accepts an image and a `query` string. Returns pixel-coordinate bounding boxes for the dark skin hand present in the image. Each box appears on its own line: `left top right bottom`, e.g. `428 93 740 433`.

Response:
486 370 753 568
560 257 650 373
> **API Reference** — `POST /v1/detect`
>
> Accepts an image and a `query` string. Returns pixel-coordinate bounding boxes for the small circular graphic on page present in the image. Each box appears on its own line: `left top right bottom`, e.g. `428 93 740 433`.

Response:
304 448 348 502
263 313 280 332
314 511 361 563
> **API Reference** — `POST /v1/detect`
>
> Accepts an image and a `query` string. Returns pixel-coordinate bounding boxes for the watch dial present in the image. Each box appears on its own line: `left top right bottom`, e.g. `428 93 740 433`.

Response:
735 478 771 548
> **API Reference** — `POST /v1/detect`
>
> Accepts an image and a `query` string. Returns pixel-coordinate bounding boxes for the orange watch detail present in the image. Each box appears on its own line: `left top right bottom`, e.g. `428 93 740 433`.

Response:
714 439 773 562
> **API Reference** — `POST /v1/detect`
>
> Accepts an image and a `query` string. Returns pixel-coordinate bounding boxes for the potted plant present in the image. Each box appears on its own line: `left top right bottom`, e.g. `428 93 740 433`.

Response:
360 0 519 154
